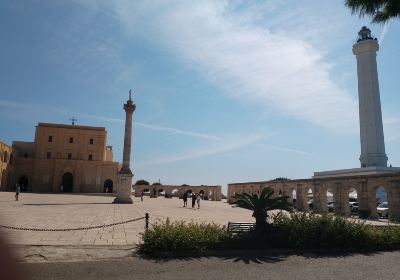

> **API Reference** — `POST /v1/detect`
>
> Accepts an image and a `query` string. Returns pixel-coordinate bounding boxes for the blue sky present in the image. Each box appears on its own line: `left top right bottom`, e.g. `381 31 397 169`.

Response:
1 1 399 194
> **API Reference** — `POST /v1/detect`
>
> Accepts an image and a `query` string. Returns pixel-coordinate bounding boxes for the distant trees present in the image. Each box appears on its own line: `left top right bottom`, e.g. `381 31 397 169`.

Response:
271 177 290 181
135 180 149 185
152 182 161 185
345 0 400 23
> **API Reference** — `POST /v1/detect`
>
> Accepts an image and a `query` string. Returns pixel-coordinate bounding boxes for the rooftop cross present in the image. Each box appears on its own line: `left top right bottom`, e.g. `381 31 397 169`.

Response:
69 116 78 125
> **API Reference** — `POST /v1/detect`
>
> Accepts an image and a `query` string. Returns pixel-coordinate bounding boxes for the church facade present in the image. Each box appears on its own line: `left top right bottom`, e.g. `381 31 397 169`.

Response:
1 123 119 193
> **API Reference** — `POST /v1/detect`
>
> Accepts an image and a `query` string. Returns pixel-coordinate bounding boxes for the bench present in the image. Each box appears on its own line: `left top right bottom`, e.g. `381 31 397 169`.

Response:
227 222 255 234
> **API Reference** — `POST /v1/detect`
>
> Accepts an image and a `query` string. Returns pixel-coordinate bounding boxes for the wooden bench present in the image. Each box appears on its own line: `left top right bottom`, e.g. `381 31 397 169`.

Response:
227 222 255 234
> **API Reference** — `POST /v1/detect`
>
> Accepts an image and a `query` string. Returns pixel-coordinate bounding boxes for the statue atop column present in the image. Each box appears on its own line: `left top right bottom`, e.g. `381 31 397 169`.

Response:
114 89 136 204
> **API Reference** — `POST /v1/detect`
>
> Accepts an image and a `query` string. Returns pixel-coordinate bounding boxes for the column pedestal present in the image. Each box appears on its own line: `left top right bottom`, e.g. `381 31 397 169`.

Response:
113 173 133 204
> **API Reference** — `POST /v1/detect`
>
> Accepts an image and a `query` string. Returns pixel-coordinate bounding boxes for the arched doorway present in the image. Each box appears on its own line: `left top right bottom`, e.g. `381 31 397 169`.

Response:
376 186 388 219
349 187 358 216
62 172 73 192
308 188 314 210
157 189 165 196
291 189 297 209
327 189 334 213
171 188 179 197
18 175 28 192
104 179 113 193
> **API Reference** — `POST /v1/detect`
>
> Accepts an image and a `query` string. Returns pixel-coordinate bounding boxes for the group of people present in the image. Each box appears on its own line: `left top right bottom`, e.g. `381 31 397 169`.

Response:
182 192 201 209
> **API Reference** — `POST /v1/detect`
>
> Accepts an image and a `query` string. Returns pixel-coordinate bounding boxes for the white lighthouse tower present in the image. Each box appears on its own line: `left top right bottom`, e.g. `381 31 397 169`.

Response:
314 27 400 178
353 26 388 168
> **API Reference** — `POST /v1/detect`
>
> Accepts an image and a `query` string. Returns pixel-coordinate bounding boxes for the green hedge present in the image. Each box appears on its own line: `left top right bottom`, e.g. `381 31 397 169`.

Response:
139 218 230 253
269 213 373 249
138 214 400 253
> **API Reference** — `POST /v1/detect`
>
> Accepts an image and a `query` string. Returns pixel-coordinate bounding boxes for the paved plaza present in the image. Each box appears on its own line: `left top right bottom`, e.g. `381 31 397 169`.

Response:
0 191 397 259
0 193 254 247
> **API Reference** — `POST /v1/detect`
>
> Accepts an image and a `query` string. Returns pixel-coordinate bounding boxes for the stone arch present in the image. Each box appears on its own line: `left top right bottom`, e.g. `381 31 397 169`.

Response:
157 188 165 196
171 188 179 197
349 187 358 216
308 186 314 210
290 188 297 208
327 186 334 213
104 179 113 193
208 190 213 200
62 172 73 192
375 185 388 218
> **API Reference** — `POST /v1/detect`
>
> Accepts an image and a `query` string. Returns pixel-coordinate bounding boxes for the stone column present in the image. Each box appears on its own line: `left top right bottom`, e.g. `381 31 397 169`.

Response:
295 184 308 211
313 184 327 214
357 181 371 218
388 181 400 221
353 26 388 167
114 90 136 204
334 184 350 216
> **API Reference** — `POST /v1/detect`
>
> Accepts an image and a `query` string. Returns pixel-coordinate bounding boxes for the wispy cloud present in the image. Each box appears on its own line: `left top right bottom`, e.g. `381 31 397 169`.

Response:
0 99 220 141
135 122 220 140
137 133 265 166
104 1 358 132
379 22 390 45
256 143 314 157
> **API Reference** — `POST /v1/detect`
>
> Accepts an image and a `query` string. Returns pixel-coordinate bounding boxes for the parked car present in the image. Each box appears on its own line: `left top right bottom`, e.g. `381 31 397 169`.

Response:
377 202 389 218
327 202 334 212
350 202 358 213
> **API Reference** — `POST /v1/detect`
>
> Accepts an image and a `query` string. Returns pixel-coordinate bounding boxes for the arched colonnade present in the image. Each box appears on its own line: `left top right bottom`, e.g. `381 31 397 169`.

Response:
133 185 222 201
228 173 400 220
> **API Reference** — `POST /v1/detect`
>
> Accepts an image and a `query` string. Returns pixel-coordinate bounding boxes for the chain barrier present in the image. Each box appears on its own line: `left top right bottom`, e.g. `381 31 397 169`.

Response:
0 216 146 232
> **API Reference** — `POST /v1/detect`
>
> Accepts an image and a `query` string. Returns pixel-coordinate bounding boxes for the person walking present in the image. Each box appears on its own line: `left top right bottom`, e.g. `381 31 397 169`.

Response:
192 192 196 209
15 184 20 202
141 191 144 202
60 185 64 193
182 192 188 207
196 193 201 209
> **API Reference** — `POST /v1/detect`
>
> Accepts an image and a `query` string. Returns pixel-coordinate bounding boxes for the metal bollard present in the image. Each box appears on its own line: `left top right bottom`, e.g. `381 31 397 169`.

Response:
145 213 149 229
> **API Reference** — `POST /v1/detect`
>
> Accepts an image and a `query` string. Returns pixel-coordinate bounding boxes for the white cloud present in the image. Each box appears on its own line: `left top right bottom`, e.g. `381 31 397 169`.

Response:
105 0 358 132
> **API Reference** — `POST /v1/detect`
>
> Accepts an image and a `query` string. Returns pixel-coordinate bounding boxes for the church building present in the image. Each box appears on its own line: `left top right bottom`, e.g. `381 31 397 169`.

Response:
1 123 119 193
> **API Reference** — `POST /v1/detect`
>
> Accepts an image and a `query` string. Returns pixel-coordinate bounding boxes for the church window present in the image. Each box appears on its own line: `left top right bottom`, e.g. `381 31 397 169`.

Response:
46 152 51 159
88 154 93 161
48 136 53 142
69 137 74 143
89 138 94 144
68 153 72 160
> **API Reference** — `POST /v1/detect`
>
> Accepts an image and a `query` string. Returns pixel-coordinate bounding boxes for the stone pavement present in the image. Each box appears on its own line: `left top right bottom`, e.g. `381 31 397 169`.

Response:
0 193 254 247
1 192 397 263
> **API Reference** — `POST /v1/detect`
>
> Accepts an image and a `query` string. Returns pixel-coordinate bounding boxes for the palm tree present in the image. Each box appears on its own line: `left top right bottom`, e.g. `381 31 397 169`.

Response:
232 187 292 232
345 0 400 23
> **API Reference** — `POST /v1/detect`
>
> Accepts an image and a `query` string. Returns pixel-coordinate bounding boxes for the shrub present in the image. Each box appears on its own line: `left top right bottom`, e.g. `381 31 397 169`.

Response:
268 212 373 250
139 219 230 253
138 215 400 254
